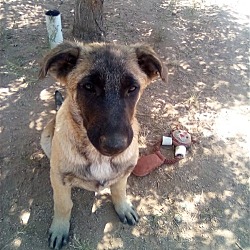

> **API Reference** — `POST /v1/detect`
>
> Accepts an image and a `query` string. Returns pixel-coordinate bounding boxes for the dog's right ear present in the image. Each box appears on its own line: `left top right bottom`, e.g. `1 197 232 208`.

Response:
39 42 80 83
133 44 168 83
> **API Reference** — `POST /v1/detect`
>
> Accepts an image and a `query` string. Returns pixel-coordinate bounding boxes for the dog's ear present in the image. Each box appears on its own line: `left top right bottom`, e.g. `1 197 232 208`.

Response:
39 42 80 82
134 45 168 83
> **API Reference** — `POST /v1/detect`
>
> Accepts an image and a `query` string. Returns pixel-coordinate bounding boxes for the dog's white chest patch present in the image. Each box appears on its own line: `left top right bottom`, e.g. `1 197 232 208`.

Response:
90 158 113 181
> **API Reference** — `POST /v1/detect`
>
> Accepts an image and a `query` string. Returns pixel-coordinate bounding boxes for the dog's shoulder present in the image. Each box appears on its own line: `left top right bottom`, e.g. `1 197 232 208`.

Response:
51 99 89 165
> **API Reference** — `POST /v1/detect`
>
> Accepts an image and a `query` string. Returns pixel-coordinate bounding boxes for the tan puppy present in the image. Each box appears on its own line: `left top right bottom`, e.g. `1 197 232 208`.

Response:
39 41 167 249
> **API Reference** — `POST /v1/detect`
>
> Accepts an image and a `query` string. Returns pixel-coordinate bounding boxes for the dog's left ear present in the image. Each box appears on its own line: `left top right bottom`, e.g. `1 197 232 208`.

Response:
134 45 168 83
38 42 80 84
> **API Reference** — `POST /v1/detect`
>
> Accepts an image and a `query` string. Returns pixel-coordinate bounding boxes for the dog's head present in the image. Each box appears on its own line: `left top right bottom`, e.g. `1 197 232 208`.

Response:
39 42 167 156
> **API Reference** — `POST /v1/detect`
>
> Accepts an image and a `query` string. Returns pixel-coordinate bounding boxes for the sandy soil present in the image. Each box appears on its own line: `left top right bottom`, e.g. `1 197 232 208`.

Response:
0 0 249 249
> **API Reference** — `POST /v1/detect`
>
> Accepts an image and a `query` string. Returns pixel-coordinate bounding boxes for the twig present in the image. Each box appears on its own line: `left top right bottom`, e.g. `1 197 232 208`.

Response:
235 242 244 250
165 172 173 179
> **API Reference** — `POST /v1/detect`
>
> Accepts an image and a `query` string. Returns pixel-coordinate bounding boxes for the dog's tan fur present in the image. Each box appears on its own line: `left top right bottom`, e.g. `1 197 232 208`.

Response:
40 41 167 249
41 102 139 191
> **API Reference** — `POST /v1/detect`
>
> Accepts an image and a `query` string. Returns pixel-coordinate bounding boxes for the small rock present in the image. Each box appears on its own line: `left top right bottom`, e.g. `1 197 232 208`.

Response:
174 214 182 224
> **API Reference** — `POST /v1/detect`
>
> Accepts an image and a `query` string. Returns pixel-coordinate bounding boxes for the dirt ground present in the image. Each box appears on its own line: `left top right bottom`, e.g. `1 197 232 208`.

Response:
0 0 249 249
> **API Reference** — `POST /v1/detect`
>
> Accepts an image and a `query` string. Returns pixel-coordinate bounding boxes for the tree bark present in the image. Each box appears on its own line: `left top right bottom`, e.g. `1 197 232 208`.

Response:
73 0 105 43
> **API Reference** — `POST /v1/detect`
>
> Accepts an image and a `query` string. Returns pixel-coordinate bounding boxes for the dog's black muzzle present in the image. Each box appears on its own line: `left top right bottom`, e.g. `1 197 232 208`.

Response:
86 105 134 156
98 133 130 156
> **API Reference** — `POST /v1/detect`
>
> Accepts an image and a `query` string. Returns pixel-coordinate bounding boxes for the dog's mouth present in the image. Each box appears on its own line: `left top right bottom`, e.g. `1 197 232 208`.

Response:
98 148 125 157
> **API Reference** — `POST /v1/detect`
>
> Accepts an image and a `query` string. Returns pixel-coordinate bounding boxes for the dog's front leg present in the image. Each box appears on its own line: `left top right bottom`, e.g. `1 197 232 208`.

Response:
110 174 139 225
49 170 72 249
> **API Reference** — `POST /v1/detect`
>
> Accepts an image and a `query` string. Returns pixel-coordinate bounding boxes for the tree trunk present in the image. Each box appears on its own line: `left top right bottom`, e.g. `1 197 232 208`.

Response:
73 0 105 42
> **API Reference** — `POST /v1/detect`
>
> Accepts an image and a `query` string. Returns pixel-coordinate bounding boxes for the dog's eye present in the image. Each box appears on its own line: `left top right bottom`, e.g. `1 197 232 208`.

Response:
128 86 137 93
79 82 95 93
85 83 94 91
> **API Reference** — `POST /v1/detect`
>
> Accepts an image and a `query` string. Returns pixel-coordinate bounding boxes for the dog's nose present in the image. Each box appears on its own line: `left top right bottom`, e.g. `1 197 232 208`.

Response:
99 134 128 156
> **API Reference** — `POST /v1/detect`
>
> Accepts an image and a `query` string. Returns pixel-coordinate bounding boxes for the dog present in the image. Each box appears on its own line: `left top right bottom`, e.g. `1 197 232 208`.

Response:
39 41 167 249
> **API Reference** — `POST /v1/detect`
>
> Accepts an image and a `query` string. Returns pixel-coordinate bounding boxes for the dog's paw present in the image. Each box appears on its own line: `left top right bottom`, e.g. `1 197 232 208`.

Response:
114 200 139 225
48 220 70 249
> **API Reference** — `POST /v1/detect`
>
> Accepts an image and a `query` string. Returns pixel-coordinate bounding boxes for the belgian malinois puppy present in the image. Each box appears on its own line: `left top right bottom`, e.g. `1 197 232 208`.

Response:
39 41 167 249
